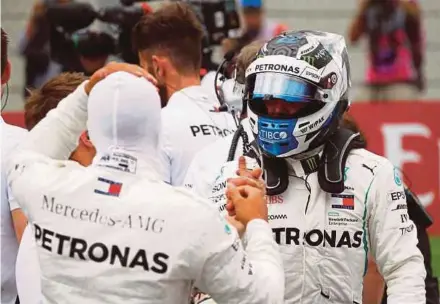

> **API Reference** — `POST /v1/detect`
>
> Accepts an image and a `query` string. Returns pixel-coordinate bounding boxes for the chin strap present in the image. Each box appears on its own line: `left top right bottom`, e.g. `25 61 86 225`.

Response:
317 128 366 193
261 156 290 196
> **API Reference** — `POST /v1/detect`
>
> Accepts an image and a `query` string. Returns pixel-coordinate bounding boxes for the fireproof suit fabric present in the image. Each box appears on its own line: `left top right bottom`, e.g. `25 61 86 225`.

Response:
6 72 285 304
159 85 236 186
184 118 251 193
187 146 426 303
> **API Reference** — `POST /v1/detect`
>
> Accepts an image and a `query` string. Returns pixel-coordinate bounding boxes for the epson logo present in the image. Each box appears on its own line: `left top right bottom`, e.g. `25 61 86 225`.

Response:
255 64 300 74
272 227 363 248
305 70 320 80
259 130 288 141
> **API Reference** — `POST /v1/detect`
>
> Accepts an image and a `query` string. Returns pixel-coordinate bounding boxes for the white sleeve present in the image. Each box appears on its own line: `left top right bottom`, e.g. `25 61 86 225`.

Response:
193 215 284 304
16 225 42 304
15 82 88 160
8 185 20 211
7 82 88 215
183 156 213 200
368 162 426 304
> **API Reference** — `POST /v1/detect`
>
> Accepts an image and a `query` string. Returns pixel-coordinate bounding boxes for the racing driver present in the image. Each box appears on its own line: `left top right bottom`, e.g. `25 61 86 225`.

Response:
6 63 285 303
190 30 426 303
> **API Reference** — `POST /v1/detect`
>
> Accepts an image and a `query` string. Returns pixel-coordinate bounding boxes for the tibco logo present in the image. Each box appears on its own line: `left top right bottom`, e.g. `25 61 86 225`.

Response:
259 130 288 141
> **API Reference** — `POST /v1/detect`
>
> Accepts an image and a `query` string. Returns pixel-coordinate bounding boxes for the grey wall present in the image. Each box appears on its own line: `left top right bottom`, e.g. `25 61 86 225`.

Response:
2 0 439 111
263 0 440 101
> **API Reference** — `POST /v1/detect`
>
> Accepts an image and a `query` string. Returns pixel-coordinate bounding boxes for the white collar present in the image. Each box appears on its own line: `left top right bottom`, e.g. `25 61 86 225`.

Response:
167 85 216 107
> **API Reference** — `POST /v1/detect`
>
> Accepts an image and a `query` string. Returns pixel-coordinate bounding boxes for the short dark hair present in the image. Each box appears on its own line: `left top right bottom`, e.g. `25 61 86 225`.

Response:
132 2 204 74
25 72 88 130
1 28 8 76
236 41 264 84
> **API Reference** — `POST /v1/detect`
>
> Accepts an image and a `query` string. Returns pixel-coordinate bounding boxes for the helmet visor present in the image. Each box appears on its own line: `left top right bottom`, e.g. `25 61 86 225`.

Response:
248 72 319 103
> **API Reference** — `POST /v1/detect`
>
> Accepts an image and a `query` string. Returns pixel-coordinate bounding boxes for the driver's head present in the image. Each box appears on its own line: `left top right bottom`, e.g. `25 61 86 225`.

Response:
133 2 204 107
1 28 11 88
87 72 161 167
245 30 351 158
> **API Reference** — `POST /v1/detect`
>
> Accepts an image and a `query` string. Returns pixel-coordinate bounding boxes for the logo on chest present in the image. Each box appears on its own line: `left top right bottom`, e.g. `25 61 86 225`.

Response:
331 193 354 210
272 227 363 248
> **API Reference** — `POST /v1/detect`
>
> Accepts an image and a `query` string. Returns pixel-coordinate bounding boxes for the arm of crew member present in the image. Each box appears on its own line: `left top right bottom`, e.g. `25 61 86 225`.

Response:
14 81 88 160
183 156 213 199
6 82 88 211
193 213 284 304
368 162 426 304
348 0 368 44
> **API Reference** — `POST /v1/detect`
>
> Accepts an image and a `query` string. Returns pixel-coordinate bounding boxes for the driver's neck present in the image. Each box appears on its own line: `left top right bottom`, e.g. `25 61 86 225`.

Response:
165 70 201 97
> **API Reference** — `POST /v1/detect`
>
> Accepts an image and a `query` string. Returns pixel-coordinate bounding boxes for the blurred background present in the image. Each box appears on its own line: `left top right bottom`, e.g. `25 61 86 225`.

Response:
1 0 440 279
2 0 440 110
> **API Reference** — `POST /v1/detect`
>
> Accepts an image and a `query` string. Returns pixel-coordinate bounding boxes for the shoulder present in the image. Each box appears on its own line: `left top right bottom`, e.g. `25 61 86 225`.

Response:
345 149 400 194
192 135 234 167
10 152 87 186
346 148 393 177
1 123 28 155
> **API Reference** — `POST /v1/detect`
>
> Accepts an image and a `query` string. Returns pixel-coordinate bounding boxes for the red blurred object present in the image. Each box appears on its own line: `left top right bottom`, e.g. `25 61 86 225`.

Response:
2 112 26 128
140 3 153 14
349 102 440 235
3 100 440 233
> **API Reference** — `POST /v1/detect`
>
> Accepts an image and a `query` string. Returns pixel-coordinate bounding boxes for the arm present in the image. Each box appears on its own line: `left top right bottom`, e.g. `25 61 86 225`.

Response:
362 255 385 304
348 0 369 44
11 209 27 243
9 180 28 243
404 1 424 89
183 155 215 199
368 162 426 304
15 81 88 160
194 216 284 304
7 83 88 211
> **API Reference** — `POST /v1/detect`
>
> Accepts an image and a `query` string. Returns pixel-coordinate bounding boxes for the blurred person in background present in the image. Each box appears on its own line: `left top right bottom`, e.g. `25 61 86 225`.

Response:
341 113 439 304
132 2 236 186
18 0 70 97
349 0 424 101
18 0 117 97
1 28 28 304
222 0 287 55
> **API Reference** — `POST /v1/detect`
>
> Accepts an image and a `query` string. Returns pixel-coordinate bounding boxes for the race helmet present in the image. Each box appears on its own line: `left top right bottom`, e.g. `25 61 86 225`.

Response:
244 30 352 158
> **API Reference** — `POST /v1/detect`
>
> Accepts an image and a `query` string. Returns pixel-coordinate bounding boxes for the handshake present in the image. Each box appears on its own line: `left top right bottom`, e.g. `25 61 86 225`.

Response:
225 156 268 236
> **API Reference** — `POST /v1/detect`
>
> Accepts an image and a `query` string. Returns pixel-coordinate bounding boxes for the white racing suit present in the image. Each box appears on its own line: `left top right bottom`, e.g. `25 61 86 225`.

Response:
6 77 285 304
185 134 426 303
159 85 236 186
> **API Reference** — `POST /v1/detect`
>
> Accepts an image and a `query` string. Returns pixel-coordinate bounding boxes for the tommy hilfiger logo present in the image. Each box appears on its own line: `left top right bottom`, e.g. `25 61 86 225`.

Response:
331 194 354 210
94 177 123 197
